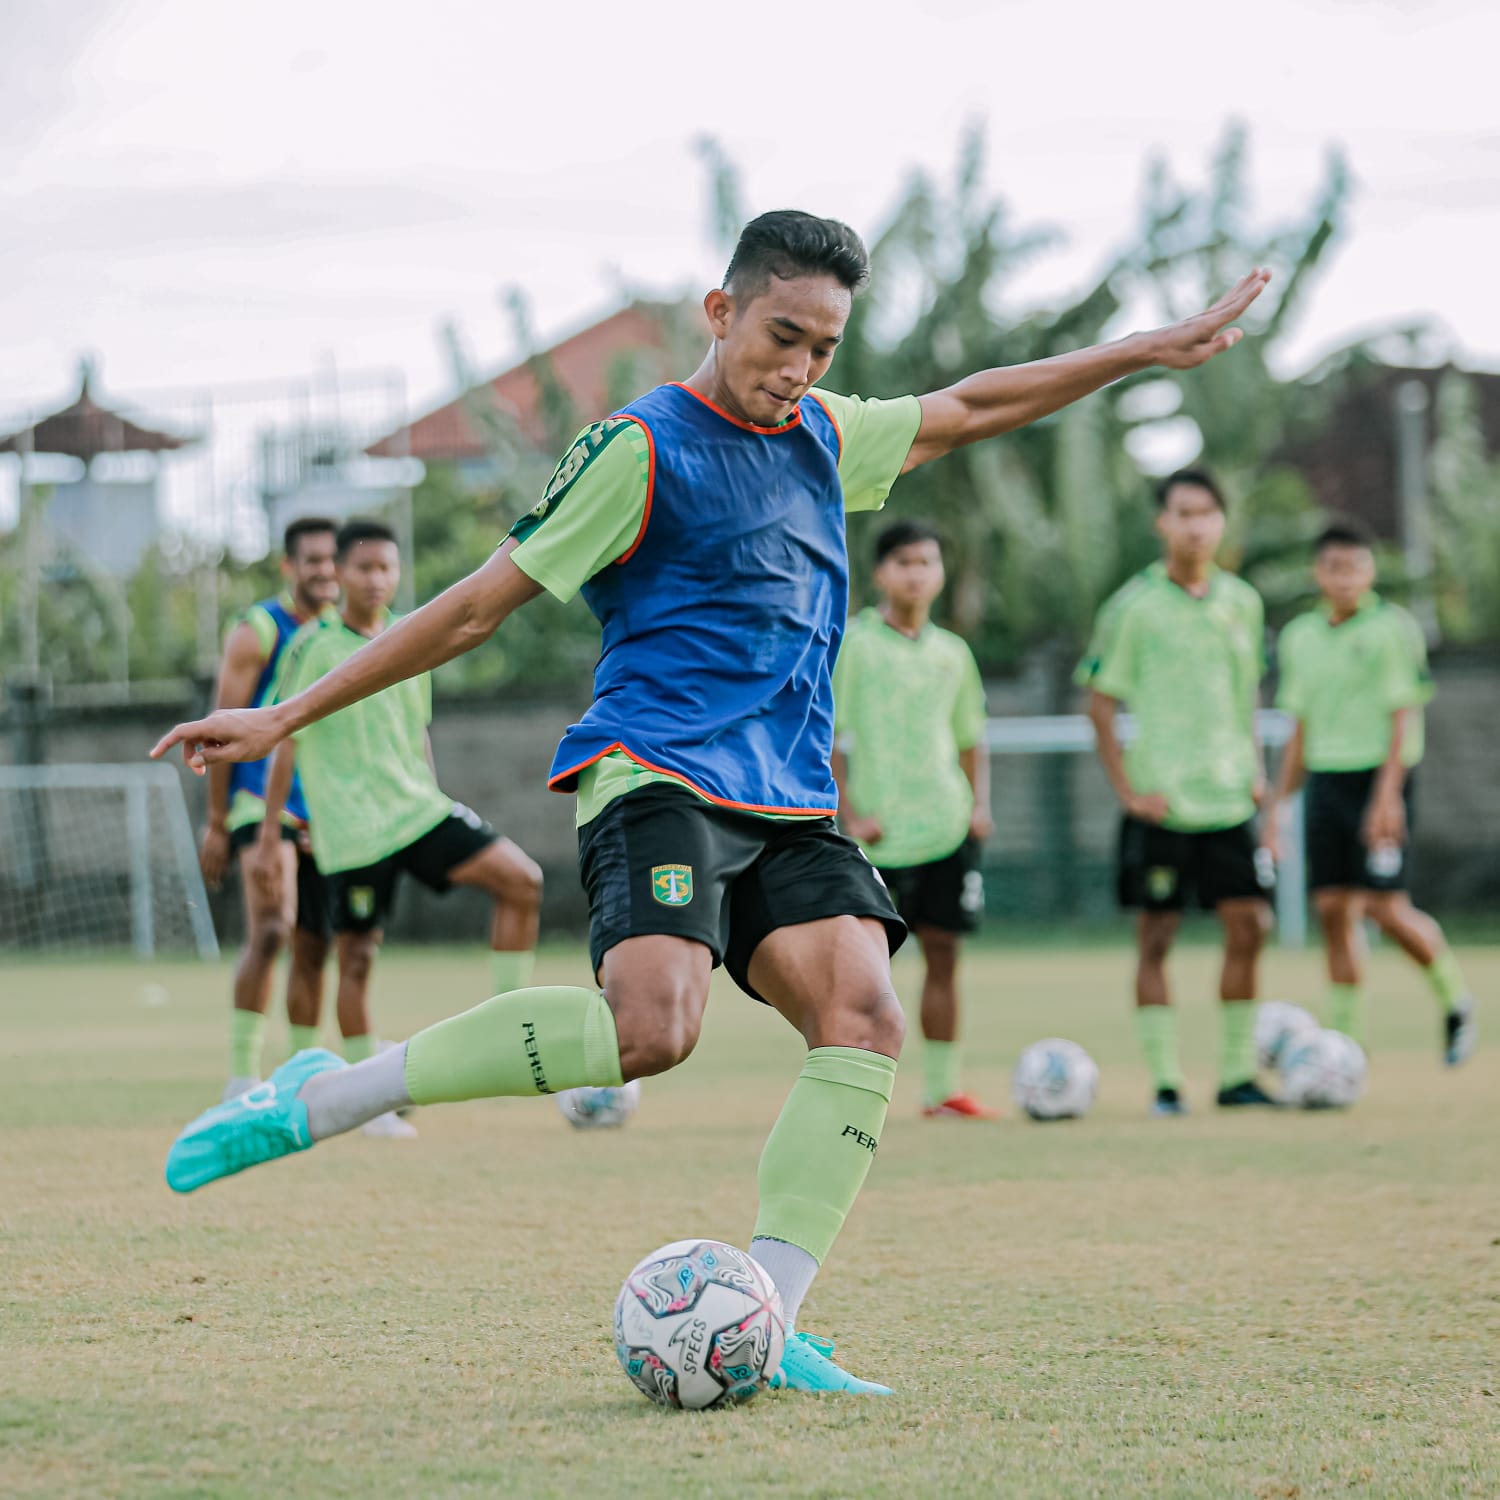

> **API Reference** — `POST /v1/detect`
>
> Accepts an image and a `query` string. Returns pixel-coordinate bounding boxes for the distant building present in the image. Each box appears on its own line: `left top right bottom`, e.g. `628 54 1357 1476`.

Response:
0 362 194 577
368 301 700 483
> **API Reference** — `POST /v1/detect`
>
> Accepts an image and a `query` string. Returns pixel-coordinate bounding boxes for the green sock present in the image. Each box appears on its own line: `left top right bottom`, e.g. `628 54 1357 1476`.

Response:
922 1039 962 1106
403 986 621 1106
1327 983 1365 1044
343 1034 376 1065
1219 1000 1257 1089
230 1009 266 1079
752 1047 897 1263
1425 949 1468 1014
490 949 536 996
1134 1006 1182 1092
288 1024 320 1057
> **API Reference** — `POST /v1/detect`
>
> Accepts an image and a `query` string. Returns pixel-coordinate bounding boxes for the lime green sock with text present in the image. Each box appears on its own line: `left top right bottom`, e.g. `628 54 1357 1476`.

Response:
1135 1006 1182 1091
403 986 621 1106
752 1047 897 1263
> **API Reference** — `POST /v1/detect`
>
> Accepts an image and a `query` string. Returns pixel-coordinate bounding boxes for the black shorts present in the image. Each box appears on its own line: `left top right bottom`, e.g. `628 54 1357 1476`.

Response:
1305 769 1416 892
877 837 984 935
577 782 906 1001
326 805 496 934
229 821 329 938
1117 816 1274 912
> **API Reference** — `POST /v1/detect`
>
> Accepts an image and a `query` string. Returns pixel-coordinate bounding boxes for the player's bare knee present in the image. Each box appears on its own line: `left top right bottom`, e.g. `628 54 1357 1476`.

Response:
1138 914 1178 964
615 1004 703 1079
828 983 905 1057
337 934 379 985
247 914 290 964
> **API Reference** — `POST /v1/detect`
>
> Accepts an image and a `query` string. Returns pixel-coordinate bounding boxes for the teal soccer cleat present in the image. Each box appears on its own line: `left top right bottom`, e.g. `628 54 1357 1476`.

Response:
768 1332 894 1396
165 1048 346 1194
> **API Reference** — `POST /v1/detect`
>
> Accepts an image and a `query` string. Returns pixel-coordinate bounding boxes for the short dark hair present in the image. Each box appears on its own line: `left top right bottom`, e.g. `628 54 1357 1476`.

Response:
723 210 870 303
283 515 336 559
874 518 942 565
335 518 397 560
1156 468 1226 512
1315 516 1375 553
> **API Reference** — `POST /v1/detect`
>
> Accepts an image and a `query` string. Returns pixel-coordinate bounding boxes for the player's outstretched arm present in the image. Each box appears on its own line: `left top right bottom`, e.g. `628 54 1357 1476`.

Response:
151 542 543 771
902 270 1271 472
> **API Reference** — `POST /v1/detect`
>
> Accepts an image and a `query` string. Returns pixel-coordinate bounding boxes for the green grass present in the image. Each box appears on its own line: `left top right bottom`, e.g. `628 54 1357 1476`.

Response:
2 942 1497 1499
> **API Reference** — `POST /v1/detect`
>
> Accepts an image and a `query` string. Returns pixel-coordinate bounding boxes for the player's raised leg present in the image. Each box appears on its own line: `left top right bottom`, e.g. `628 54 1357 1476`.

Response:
745 914 903 1395
445 833 544 996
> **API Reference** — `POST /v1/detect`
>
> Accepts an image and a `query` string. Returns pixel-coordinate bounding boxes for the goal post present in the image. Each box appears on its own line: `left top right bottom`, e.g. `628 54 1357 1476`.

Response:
0 762 220 960
982 709 1307 947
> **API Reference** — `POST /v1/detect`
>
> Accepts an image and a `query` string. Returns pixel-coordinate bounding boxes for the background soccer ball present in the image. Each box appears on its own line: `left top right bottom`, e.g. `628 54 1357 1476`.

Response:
557 1080 641 1129
1279 1028 1368 1109
1256 1000 1322 1070
614 1240 786 1409
1012 1038 1099 1121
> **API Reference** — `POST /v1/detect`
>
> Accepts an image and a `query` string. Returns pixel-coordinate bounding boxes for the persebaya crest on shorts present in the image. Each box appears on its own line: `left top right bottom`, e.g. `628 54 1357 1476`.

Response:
547 383 848 815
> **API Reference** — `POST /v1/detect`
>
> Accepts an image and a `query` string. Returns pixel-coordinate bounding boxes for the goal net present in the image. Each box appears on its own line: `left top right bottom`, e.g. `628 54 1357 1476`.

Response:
982 710 1306 946
0 763 220 958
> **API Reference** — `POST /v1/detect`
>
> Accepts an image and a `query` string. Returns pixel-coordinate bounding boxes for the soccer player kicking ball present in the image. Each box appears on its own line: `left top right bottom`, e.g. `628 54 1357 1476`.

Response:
154 213 1267 1394
1078 469 1277 1116
198 517 339 1101
832 520 997 1119
1261 519 1476 1065
250 518 545 1138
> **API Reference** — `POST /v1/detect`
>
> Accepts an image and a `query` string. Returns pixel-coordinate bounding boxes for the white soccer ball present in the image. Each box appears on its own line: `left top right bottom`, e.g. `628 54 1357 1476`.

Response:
614 1240 786 1409
1255 1000 1321 1070
1279 1028 1368 1109
1012 1038 1099 1121
557 1080 641 1130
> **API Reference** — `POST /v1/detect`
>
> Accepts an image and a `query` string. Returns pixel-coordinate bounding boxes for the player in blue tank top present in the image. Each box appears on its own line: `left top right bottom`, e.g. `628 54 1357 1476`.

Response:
198 516 339 1100
158 213 1269 1394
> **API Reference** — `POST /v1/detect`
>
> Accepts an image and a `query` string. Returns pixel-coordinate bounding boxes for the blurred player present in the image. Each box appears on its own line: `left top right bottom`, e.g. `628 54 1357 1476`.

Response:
1262 519 1476 1064
253 519 544 1136
832 519 996 1119
155 212 1268 1393
198 516 338 1100
1078 469 1276 1115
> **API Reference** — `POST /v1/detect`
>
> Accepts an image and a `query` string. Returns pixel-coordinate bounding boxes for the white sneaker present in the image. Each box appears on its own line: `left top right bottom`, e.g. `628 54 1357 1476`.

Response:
223 1076 260 1102
1445 998 1478 1067
361 1110 418 1139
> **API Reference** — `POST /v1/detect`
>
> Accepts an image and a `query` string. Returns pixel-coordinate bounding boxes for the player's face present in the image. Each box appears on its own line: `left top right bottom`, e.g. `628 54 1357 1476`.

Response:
1314 543 1375 613
1155 483 1225 567
283 530 339 612
875 539 945 610
707 274 851 427
337 539 400 615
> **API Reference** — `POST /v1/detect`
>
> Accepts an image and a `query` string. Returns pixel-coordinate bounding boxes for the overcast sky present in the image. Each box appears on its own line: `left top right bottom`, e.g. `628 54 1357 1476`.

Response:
3 0 1497 424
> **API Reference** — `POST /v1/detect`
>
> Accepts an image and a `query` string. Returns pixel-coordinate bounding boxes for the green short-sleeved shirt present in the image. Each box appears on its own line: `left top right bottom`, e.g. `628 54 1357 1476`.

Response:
832 608 987 867
273 613 453 873
507 389 924 826
1276 593 1431 771
1076 563 1266 832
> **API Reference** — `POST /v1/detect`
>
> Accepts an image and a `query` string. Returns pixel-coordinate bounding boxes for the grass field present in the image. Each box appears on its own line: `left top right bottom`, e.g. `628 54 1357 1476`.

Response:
3 940 1497 1499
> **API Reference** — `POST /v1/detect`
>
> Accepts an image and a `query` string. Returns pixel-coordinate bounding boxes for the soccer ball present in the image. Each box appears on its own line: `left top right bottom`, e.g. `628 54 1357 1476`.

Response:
1279 1028 1368 1109
1012 1039 1099 1121
1255 1000 1321 1070
557 1080 641 1129
614 1240 786 1409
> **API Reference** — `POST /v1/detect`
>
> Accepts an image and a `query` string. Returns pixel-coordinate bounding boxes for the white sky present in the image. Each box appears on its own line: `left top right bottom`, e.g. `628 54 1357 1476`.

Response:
3 0 1498 423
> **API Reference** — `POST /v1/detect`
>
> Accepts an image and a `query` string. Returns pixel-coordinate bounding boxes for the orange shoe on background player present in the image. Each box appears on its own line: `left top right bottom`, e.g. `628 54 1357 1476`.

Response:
922 1092 1002 1120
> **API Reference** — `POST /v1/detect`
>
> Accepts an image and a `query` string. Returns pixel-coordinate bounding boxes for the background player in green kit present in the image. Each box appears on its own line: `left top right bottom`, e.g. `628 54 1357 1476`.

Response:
155 212 1269 1394
1078 469 1276 1115
253 520 545 1136
198 517 339 1099
1262 519 1476 1065
832 519 996 1119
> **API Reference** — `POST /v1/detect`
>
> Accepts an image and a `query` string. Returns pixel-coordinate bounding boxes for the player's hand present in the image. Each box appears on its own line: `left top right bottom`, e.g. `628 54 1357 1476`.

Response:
1362 793 1407 850
248 837 285 906
844 814 884 846
1125 791 1170 825
198 823 231 890
1145 269 1272 371
151 706 285 774
969 805 995 842
1258 822 1281 866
